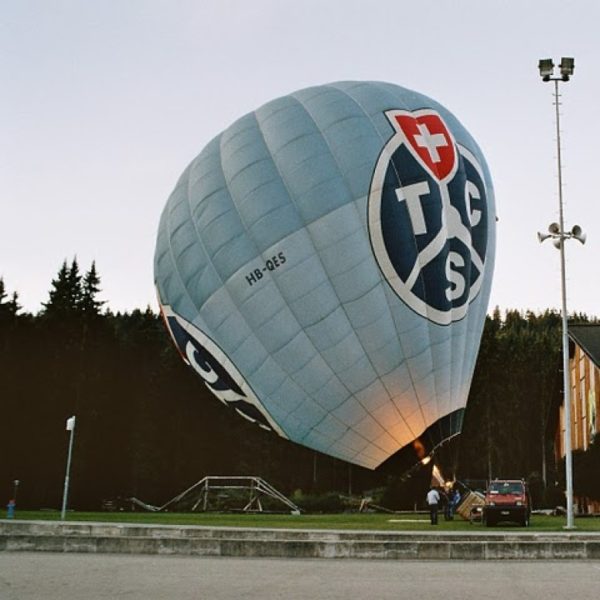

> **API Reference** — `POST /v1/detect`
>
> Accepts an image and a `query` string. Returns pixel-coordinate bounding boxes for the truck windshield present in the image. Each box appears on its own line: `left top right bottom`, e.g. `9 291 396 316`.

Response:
489 482 524 495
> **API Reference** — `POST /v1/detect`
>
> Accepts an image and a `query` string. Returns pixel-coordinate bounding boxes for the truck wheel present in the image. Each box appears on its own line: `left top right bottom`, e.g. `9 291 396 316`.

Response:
485 516 495 527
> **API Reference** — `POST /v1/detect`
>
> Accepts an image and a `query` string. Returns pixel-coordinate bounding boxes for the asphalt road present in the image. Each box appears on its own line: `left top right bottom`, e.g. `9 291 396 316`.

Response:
1 553 600 600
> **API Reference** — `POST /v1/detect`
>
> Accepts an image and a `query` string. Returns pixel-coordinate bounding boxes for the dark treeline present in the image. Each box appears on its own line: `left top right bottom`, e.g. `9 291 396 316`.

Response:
0 261 386 510
458 308 600 507
0 261 596 510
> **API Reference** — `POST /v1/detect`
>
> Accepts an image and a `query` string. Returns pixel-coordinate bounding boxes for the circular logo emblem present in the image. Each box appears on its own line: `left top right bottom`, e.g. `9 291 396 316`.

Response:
368 109 489 325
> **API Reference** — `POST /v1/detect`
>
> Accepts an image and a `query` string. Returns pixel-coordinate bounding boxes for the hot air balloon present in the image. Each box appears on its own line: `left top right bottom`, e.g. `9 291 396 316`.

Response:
154 81 496 471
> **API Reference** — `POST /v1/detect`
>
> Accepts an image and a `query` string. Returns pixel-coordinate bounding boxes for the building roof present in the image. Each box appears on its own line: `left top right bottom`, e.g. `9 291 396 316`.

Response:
569 324 600 368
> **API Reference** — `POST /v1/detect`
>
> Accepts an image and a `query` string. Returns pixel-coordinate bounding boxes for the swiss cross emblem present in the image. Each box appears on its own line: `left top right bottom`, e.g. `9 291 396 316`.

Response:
387 109 458 183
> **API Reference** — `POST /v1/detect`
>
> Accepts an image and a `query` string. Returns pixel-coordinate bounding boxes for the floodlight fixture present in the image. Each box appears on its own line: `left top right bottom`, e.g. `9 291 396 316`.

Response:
560 57 575 81
538 58 555 81
538 57 575 82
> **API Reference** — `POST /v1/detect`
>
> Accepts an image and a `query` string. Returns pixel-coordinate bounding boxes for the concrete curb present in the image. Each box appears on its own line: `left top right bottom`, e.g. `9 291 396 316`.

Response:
2 520 600 560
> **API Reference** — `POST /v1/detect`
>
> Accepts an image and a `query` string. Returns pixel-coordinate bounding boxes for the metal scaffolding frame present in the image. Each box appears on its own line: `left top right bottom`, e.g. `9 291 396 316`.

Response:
130 476 301 514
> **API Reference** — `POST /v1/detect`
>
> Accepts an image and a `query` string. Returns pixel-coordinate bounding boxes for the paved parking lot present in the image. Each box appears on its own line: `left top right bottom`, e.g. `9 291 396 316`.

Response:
1 553 600 600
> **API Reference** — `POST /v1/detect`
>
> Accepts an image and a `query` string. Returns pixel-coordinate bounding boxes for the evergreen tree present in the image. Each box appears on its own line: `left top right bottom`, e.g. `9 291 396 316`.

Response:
7 292 20 315
67 258 83 309
81 261 105 316
0 278 21 320
42 259 83 318
0 277 7 304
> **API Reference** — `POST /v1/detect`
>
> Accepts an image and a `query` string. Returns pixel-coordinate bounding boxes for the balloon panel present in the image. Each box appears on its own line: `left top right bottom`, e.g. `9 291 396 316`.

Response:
154 81 496 470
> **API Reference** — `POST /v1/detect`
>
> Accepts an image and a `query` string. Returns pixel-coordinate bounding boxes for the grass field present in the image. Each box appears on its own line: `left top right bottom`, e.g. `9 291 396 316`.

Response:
8 510 600 532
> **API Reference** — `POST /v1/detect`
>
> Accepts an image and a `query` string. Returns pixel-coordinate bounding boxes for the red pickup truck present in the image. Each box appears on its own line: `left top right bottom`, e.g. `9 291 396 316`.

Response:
482 479 531 527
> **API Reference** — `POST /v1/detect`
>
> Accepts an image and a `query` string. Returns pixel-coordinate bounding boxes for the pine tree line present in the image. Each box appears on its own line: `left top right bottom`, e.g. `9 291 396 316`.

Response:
1 260 598 510
0 260 384 510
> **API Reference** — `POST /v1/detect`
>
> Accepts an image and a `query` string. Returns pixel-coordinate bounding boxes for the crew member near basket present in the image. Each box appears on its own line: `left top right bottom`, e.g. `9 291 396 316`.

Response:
426 486 441 525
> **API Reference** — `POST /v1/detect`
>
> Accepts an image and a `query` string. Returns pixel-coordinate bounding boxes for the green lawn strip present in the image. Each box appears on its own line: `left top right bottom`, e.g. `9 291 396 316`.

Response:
7 511 600 531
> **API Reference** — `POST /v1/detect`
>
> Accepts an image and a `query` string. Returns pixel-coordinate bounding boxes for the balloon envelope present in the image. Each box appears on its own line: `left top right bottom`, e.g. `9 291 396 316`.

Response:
154 81 496 470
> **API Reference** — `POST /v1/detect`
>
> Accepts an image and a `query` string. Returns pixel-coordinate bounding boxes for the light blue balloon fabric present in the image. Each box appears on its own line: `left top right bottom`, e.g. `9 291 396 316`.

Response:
155 81 496 469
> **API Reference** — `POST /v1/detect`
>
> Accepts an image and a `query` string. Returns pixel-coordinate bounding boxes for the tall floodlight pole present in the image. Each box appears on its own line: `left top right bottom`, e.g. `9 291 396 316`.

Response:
61 415 76 520
537 57 585 530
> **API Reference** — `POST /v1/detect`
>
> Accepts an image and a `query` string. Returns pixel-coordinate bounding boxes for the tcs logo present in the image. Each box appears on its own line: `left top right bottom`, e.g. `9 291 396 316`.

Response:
368 109 489 325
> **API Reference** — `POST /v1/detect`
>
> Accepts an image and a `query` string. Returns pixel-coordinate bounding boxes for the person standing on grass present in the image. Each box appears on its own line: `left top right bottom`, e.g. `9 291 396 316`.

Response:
426 486 440 525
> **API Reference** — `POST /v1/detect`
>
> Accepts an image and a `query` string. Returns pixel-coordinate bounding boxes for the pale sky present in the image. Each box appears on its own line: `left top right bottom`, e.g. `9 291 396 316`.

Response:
2 0 599 317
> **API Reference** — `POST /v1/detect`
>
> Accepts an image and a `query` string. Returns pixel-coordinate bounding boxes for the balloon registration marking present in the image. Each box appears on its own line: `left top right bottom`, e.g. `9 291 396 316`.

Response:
368 109 489 325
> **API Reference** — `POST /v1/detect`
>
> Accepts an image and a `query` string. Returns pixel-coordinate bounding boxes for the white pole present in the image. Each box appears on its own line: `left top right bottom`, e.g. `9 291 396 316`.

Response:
61 416 76 520
553 79 575 529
